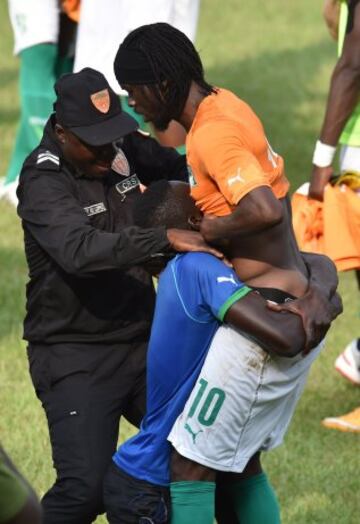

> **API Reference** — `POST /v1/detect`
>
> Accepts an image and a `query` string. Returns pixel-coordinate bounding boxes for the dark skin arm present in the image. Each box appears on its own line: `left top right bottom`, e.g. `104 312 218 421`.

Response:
18 172 227 275
302 251 338 297
202 191 342 351
200 186 283 244
323 0 341 40
268 253 343 352
166 229 228 262
224 290 306 358
310 0 360 201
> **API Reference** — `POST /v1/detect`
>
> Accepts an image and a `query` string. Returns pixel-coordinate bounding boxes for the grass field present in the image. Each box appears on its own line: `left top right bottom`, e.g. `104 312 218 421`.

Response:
0 1 359 523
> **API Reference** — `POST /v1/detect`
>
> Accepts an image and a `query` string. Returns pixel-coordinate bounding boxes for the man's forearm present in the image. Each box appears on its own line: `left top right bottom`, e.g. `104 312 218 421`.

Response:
320 0 360 145
323 0 341 40
224 292 306 358
201 187 283 243
201 213 275 242
266 253 342 353
320 62 360 145
301 252 338 298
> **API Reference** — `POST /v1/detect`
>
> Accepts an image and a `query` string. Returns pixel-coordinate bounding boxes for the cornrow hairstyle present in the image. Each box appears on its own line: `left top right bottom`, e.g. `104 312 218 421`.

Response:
114 22 216 122
132 180 188 230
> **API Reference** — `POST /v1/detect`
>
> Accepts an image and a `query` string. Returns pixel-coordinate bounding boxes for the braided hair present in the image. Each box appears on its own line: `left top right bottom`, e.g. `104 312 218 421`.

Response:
133 180 190 230
114 23 215 128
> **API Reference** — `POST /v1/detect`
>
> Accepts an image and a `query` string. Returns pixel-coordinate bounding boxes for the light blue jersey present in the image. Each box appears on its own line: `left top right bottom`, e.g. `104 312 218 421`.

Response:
113 252 250 486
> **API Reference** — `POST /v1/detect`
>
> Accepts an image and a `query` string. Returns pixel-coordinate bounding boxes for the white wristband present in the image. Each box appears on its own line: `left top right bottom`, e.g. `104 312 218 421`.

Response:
312 140 336 168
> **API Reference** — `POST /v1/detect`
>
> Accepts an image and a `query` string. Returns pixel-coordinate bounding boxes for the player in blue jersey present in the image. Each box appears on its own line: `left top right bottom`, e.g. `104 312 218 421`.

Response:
103 181 340 524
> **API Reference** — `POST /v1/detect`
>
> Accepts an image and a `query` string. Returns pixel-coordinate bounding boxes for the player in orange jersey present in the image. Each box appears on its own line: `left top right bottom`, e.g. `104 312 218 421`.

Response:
114 22 332 338
114 23 341 523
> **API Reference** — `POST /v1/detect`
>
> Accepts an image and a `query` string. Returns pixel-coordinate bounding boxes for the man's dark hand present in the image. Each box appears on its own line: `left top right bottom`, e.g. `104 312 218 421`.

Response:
309 165 333 201
267 288 343 354
302 252 339 298
166 229 231 264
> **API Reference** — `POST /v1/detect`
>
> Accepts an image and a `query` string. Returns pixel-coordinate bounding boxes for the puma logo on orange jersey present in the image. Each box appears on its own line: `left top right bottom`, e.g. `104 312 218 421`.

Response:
227 168 245 186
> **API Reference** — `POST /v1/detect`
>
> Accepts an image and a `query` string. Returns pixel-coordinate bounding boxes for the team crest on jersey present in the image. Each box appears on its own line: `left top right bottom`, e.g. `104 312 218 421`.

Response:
90 89 110 113
112 149 130 177
187 165 197 187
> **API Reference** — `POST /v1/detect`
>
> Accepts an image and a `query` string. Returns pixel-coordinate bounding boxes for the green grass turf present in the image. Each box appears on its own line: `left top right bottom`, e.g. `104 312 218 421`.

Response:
0 1 359 523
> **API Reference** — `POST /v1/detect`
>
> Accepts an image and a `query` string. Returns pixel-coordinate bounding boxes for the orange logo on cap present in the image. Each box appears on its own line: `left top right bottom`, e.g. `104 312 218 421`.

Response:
90 89 110 113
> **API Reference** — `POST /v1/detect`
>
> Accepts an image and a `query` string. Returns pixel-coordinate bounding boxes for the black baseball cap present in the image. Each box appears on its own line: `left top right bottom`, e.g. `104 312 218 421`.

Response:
54 68 138 146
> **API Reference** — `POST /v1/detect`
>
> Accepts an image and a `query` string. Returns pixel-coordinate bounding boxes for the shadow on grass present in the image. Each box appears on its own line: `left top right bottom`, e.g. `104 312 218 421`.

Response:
206 38 334 189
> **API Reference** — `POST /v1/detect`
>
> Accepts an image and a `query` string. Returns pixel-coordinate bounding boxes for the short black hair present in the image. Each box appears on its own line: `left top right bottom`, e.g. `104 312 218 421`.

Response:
133 180 187 229
114 23 215 125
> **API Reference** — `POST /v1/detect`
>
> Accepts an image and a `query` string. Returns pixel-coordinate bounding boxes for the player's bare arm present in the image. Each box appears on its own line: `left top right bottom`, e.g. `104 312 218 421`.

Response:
310 0 360 200
166 228 227 262
268 253 343 352
225 257 341 357
200 186 283 243
323 0 341 40
224 291 306 357
302 252 339 297
196 164 341 345
320 0 360 145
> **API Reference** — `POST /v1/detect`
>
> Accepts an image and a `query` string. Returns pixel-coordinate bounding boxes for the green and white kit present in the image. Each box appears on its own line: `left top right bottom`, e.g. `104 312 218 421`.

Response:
168 325 324 472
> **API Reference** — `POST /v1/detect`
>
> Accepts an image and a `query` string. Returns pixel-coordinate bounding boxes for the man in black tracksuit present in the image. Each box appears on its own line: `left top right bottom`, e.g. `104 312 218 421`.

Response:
16 68 220 524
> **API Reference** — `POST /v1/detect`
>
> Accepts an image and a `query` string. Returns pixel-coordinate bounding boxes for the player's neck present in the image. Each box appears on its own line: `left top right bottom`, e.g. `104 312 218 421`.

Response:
179 82 207 131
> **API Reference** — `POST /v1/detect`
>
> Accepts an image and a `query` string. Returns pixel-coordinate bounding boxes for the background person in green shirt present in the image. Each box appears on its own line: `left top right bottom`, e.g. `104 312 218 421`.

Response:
310 0 360 432
0 444 41 524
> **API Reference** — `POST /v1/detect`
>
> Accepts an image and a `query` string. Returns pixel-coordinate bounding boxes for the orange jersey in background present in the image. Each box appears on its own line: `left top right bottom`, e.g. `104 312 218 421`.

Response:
186 88 289 216
292 184 360 272
61 0 81 22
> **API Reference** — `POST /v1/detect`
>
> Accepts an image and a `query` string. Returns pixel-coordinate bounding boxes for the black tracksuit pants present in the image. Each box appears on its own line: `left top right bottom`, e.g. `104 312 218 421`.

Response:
27 340 147 524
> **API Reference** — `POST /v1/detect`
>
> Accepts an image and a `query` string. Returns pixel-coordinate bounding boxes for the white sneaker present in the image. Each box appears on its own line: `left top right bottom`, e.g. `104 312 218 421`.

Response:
335 339 360 386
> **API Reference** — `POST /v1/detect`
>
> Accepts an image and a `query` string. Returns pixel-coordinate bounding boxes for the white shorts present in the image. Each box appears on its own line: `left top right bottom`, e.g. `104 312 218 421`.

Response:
8 0 59 55
74 0 200 94
168 325 323 473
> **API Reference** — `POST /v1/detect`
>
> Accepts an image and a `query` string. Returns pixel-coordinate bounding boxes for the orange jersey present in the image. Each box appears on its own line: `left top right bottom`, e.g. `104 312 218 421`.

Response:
292 184 360 272
61 0 81 22
186 88 289 216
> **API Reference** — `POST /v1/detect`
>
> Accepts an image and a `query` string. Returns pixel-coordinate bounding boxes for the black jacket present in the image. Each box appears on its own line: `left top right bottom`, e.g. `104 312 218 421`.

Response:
17 116 187 344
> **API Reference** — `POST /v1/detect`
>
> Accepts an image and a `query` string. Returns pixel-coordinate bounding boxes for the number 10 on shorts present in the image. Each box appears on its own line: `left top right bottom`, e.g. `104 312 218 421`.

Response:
187 378 226 427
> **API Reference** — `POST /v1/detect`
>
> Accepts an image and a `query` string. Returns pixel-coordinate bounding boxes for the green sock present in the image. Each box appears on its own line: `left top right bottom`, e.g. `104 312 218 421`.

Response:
170 481 215 524
227 473 281 524
6 43 58 184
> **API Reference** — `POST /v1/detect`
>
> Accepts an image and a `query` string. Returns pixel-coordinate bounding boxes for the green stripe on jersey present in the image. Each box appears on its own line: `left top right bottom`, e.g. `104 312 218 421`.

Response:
218 286 252 322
